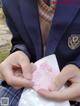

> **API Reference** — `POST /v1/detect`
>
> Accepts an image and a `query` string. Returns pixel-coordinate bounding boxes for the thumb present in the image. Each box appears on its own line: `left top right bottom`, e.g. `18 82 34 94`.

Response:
20 60 35 80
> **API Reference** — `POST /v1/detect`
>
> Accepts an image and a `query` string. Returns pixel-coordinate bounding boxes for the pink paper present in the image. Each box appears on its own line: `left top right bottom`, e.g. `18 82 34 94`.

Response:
32 62 59 91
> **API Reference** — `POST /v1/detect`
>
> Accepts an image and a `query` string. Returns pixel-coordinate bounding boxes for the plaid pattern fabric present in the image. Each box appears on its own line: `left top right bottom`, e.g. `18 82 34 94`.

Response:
70 102 80 106
0 86 23 106
0 86 80 106
50 0 57 8
38 0 57 22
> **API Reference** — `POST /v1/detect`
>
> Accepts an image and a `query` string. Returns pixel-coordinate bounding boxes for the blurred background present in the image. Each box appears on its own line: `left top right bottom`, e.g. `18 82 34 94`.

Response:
0 0 12 63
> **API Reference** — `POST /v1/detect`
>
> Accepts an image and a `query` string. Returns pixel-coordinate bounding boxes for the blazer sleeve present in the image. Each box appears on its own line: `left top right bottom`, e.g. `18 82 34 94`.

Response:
69 54 80 68
2 2 31 59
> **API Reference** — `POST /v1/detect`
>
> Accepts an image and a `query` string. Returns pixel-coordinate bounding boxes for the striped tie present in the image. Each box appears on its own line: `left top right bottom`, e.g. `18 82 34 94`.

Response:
50 0 57 9
43 0 50 5
43 0 57 9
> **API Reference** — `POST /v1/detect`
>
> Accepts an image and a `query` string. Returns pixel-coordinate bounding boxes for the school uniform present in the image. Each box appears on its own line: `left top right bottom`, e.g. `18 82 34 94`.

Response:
0 0 80 105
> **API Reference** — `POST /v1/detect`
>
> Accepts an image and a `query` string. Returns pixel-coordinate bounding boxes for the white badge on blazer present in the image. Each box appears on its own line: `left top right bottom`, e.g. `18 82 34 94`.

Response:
68 34 80 50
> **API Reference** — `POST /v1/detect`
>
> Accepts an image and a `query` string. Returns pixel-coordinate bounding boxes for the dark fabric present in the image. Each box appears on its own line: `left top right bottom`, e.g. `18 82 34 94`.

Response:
0 86 23 106
43 0 50 5
2 0 80 70
1 0 80 105
11 44 31 59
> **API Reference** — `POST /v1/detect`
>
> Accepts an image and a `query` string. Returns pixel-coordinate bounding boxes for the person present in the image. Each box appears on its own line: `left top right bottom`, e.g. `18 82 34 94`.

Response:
0 0 80 105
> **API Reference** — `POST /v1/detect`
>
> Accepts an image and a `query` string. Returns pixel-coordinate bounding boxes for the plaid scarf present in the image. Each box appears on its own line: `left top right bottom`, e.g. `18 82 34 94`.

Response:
43 0 57 9
50 0 57 9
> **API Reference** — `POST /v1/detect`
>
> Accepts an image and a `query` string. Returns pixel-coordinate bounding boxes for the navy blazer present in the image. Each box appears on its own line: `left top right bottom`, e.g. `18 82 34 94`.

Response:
2 0 80 70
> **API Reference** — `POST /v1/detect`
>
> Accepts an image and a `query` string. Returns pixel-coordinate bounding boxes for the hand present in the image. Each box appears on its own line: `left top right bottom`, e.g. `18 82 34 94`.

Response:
38 64 80 102
0 51 35 89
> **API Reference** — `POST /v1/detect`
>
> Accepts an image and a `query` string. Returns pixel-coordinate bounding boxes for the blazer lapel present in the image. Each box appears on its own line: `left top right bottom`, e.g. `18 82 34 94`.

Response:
19 0 43 59
45 0 80 55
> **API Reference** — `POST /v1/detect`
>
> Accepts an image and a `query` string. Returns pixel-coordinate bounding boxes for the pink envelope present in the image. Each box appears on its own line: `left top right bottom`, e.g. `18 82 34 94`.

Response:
32 62 59 91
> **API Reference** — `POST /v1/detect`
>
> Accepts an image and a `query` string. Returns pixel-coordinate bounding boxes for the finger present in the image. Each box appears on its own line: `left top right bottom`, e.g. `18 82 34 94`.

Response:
11 76 33 88
54 84 80 101
0 73 4 80
20 62 33 79
22 62 36 80
17 54 32 79
70 95 80 102
12 64 21 70
12 86 22 90
39 84 80 101
70 97 80 102
2 66 33 88
38 89 74 101
0 64 6 80
31 62 36 72
49 68 76 91
14 69 23 77
2 66 14 84
38 89 57 101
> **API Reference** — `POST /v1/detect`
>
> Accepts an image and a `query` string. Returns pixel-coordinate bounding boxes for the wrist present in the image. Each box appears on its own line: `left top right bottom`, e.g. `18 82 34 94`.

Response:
14 50 30 63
